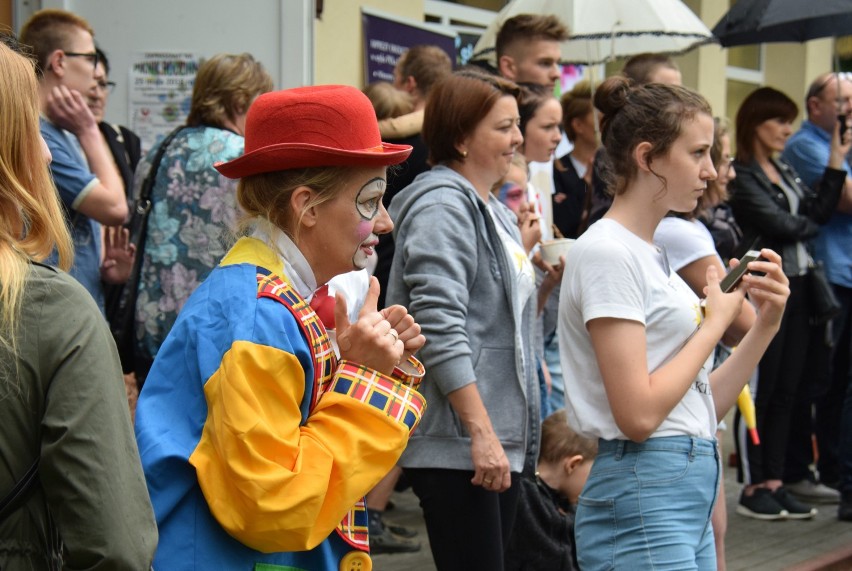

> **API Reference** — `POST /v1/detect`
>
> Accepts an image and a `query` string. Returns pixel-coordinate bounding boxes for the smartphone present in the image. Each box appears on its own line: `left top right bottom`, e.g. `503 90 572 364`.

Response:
839 114 849 140
719 250 763 293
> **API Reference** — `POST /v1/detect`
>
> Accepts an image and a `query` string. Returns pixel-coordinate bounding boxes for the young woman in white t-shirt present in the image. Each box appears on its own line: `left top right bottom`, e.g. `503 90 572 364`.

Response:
558 76 790 570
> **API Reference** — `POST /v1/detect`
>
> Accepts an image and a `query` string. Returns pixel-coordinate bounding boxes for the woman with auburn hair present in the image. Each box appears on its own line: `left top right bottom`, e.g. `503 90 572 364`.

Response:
558 76 789 569
729 86 850 521
387 70 539 570
0 41 157 569
133 52 274 381
134 84 427 570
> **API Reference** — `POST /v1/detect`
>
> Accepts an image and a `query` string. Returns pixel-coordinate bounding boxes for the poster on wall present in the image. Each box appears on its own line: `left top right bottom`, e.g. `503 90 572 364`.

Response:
129 52 200 154
456 31 482 67
361 7 456 85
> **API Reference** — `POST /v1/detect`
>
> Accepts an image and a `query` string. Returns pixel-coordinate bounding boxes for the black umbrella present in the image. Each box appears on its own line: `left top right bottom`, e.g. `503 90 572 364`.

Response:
712 0 852 47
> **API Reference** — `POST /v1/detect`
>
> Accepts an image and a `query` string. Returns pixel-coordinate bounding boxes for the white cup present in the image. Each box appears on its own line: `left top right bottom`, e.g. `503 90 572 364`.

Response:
540 238 575 266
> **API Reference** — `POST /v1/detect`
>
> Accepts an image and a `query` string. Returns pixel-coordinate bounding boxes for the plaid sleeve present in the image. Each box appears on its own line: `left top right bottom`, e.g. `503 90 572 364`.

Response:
392 355 426 391
330 360 427 434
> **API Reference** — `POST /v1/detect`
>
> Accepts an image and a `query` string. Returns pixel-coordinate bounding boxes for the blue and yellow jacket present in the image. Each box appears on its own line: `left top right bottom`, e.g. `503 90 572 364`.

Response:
135 237 426 570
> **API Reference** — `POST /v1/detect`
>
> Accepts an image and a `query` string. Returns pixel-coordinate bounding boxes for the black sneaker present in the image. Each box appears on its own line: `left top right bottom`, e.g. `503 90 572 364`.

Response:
771 487 817 519
386 523 418 538
736 488 788 520
369 526 421 554
839 492 852 522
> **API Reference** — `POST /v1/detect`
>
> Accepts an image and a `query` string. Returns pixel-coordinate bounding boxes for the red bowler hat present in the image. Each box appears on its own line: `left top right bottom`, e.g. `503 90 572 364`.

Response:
215 84 412 179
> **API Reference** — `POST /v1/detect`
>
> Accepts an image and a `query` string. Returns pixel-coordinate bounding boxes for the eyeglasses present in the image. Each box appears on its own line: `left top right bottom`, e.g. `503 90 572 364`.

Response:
718 156 734 174
63 50 99 69
96 80 116 94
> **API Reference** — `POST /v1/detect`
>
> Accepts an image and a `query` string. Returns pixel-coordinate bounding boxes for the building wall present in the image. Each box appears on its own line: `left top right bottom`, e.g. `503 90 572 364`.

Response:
1 0 11 28
21 0 316 126
10 0 837 133
680 0 727 120
315 0 424 87
766 39 834 110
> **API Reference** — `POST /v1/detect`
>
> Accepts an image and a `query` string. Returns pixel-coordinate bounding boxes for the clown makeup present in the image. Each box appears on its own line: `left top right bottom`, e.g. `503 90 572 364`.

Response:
353 177 387 268
356 177 384 219
307 167 391 284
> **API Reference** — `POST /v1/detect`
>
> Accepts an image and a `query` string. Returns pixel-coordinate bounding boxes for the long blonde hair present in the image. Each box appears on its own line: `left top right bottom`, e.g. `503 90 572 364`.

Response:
0 42 73 359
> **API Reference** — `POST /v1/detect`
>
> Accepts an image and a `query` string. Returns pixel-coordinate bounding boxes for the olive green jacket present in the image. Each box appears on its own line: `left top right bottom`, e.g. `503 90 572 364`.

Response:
0 263 157 569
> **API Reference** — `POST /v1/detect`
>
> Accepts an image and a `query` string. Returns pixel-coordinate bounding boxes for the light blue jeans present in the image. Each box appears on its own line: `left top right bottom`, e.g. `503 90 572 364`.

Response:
576 436 720 570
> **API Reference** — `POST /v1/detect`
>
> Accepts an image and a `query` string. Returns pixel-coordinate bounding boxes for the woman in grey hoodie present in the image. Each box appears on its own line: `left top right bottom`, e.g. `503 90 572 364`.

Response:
386 70 540 571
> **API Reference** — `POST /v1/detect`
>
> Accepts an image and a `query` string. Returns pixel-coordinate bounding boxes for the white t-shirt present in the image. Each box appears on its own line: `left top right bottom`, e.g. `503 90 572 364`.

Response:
528 159 555 241
558 219 716 441
654 216 721 272
488 203 536 327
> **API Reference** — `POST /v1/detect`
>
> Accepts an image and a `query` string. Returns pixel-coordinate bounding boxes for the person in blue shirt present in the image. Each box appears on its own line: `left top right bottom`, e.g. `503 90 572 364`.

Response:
781 72 852 521
20 9 134 311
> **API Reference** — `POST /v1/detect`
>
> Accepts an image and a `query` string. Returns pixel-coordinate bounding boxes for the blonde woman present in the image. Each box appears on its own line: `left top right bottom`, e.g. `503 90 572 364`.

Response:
0 41 156 569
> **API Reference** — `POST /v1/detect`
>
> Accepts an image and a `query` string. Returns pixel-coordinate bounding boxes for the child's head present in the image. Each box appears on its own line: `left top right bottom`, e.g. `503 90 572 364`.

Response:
493 151 529 214
538 409 598 503
362 81 414 121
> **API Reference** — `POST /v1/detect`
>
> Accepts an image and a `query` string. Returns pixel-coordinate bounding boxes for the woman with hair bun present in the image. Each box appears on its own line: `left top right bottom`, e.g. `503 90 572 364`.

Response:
557 76 790 569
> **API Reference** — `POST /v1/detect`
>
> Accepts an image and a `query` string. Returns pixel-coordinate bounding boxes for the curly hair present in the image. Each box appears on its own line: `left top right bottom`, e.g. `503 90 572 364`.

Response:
594 76 711 196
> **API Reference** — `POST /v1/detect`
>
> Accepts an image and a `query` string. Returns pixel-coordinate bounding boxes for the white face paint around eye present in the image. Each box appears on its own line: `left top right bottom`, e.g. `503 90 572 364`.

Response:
352 177 387 269
356 177 385 220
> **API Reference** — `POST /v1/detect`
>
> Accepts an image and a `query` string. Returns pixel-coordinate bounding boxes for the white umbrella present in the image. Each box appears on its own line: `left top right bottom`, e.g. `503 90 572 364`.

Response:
471 0 714 67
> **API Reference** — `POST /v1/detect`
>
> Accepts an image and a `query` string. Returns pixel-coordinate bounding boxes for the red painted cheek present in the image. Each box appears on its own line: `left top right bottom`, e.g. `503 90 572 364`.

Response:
357 221 372 242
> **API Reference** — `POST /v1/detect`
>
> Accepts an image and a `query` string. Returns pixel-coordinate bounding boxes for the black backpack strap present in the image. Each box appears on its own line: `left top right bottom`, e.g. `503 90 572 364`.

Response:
0 459 39 523
136 126 187 215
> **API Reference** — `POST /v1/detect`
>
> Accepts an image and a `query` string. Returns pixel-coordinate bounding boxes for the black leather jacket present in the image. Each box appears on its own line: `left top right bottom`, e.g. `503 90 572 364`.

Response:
728 157 846 276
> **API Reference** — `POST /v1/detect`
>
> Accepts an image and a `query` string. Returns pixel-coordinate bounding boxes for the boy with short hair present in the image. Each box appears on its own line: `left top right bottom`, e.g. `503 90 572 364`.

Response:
496 14 569 91
505 409 598 571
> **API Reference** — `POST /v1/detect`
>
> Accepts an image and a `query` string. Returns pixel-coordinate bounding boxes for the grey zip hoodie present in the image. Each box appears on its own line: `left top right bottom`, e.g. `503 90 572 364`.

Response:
387 165 540 473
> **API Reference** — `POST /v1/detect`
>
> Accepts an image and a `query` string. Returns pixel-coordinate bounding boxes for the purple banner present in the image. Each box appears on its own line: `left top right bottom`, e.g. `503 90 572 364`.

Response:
362 10 456 85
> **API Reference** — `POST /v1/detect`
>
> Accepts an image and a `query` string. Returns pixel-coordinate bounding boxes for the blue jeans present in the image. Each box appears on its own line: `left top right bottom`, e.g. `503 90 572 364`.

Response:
544 331 565 415
576 436 719 571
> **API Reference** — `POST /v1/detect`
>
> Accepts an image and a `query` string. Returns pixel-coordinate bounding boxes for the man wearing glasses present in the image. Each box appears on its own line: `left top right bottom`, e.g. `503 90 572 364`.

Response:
781 72 852 523
20 9 129 312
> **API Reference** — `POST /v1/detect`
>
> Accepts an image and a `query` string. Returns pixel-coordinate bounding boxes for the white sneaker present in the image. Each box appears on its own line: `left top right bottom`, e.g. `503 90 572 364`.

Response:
785 479 841 504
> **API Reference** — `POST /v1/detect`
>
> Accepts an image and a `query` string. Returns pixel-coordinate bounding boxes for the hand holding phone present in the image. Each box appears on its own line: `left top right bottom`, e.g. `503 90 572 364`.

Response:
719 250 763 293
839 113 848 141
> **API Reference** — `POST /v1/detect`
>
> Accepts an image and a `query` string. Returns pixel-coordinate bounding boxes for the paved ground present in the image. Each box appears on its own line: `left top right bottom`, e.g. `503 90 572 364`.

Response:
373 419 852 570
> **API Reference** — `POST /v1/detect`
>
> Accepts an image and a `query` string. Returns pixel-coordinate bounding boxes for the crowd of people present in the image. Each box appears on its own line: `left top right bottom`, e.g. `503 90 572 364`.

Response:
1 6 851 571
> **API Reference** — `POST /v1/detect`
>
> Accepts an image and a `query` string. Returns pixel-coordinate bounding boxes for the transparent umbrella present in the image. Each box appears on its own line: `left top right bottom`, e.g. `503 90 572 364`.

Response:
470 0 714 67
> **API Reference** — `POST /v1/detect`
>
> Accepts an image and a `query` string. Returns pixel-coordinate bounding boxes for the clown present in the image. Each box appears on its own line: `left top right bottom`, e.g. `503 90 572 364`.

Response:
135 85 427 571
